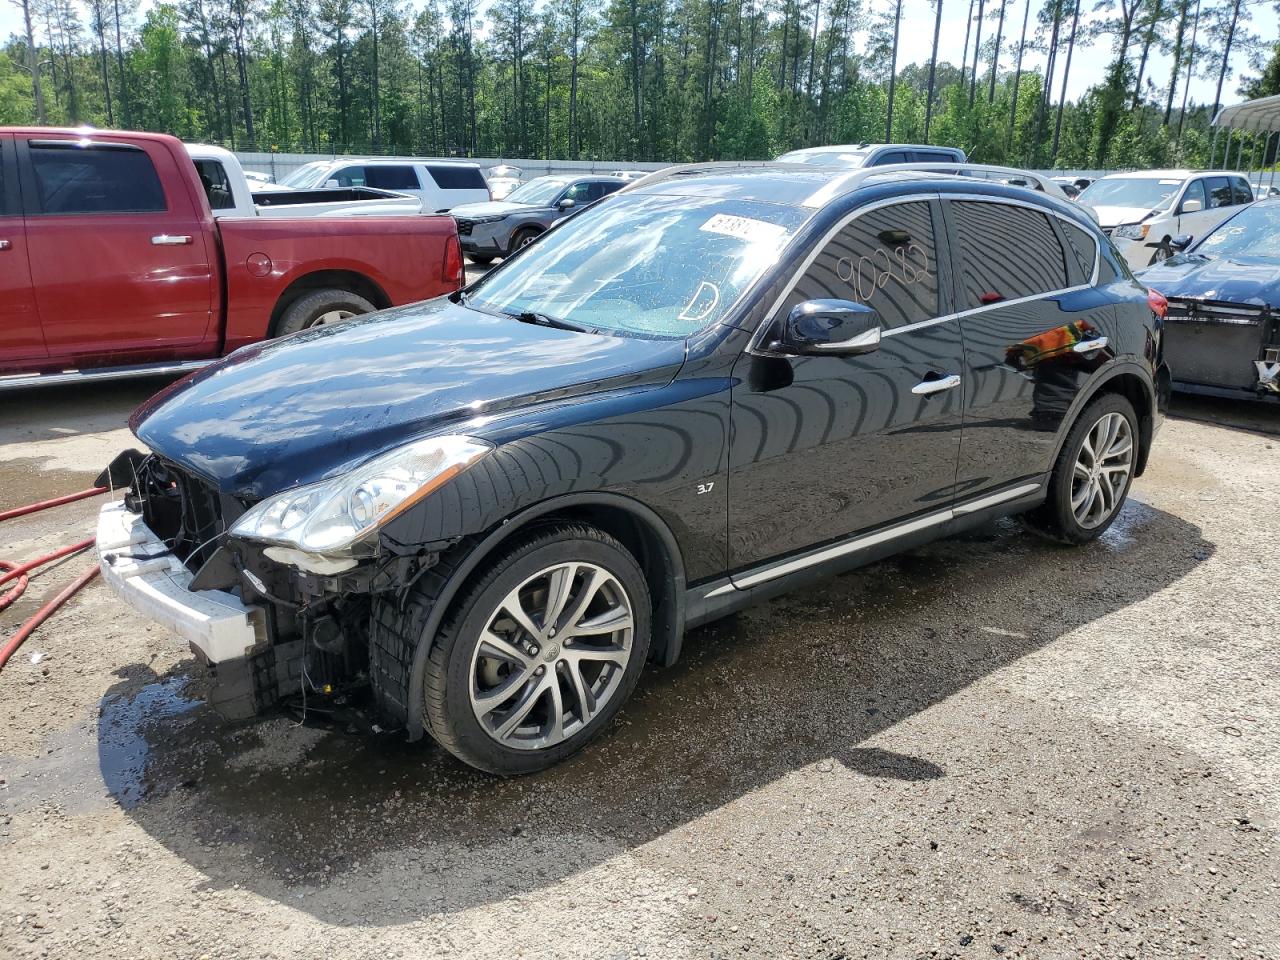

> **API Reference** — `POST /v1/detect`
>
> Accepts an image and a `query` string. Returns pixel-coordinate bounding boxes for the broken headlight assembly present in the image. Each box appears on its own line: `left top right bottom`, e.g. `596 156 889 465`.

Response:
1114 222 1150 241
230 435 492 567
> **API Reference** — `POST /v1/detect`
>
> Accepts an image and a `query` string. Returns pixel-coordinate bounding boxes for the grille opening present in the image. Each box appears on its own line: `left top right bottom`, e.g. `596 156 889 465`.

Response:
127 456 227 571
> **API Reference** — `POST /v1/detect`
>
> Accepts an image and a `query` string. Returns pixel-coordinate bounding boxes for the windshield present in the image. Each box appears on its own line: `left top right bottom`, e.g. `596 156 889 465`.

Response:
278 161 331 189
505 177 569 205
1191 202 1280 260
467 194 809 339
778 149 870 167
1080 177 1181 210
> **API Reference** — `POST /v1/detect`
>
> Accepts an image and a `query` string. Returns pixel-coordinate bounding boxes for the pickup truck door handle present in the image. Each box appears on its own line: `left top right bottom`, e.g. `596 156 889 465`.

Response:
151 234 193 246
911 373 962 396
0 239 11 251
1073 336 1109 353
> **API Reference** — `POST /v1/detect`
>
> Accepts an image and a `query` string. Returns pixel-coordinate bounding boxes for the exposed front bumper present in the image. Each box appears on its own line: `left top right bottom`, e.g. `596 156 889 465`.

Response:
96 500 265 664
1110 235 1157 270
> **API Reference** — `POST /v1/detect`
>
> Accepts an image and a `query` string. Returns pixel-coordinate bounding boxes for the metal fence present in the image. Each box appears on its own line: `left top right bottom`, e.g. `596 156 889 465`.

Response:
234 150 1110 185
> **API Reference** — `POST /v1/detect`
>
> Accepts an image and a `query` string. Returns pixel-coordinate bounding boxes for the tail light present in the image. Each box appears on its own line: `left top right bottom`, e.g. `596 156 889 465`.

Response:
442 233 463 288
1147 287 1168 319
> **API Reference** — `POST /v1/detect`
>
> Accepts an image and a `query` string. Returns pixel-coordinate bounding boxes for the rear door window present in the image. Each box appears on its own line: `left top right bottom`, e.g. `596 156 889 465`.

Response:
950 200 1070 309
790 200 941 329
1206 177 1233 208
365 165 419 190
1230 177 1253 205
27 141 166 215
425 164 487 190
0 139 12 216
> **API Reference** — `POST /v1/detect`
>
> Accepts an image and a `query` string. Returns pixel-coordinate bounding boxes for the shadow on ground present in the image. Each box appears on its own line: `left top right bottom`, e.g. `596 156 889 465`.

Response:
94 498 1209 922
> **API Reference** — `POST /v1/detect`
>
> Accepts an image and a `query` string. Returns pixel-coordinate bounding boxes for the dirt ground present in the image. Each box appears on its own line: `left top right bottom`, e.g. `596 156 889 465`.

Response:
1 379 1277 960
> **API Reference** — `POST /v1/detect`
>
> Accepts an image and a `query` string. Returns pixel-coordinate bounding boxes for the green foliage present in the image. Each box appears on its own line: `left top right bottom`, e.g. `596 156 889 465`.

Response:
0 0 1261 169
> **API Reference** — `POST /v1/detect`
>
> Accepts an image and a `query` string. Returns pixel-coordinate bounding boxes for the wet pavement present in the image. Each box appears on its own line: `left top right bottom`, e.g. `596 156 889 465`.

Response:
1 379 1278 958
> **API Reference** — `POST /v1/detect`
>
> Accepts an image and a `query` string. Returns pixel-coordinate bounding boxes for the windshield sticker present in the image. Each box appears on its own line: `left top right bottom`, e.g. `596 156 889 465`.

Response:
700 214 788 245
678 281 721 323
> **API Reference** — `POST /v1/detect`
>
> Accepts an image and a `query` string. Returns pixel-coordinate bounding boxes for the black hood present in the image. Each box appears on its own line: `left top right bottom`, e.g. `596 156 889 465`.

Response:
131 298 686 497
1140 255 1280 309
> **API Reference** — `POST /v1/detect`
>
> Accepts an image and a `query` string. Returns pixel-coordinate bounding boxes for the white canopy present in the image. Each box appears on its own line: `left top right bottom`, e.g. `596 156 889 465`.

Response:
1213 93 1280 134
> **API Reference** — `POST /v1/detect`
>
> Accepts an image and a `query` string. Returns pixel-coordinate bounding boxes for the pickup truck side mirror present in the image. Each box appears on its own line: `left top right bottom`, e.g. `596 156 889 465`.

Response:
557 197 576 210
1169 234 1194 252
1180 197 1203 213
325 178 340 189
772 300 882 357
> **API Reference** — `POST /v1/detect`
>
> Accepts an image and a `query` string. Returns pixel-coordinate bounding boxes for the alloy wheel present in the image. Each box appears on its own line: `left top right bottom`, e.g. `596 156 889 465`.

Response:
1071 412 1133 529
468 561 634 751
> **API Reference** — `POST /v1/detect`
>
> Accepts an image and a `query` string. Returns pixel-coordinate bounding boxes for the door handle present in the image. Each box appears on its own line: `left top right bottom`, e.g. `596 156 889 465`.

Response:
0 239 10 251
1073 336 1109 353
151 234 193 246
911 373 962 396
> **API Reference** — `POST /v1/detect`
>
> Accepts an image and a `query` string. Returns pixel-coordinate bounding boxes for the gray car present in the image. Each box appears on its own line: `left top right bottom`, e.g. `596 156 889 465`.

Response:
452 175 626 264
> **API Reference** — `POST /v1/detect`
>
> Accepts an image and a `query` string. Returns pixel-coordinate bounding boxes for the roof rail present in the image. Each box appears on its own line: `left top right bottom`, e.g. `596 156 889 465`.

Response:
615 159 1066 208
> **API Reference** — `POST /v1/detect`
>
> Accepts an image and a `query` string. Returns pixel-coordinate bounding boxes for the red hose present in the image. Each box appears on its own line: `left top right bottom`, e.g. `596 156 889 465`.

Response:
0 486 108 523
0 564 100 672
1 487 109 673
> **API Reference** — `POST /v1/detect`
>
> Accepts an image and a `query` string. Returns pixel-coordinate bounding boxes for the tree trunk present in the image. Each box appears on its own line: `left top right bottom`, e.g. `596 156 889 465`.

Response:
1130 0 1164 111
1162 0 1189 125
1006 0 1030 152
1210 0 1241 117
112 0 128 126
987 0 1006 103
884 0 902 141
968 0 984 106
960 0 975 95
1176 0 1200 138
1052 0 1081 160
924 0 944 138
21 0 46 124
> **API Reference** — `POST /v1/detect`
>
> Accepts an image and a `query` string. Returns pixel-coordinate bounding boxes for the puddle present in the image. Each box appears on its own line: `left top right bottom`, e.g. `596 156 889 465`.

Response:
1 676 203 815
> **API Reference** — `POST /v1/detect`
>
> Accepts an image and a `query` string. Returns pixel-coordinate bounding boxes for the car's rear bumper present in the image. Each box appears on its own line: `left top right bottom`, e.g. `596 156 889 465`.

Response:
96 500 265 665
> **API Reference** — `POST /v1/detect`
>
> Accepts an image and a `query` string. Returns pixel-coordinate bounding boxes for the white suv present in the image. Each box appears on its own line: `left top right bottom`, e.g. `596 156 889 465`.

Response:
275 158 491 211
1078 169 1255 269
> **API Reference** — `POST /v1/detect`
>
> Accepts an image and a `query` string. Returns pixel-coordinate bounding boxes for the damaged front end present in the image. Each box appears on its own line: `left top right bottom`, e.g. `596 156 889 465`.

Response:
1163 297 1280 400
95 445 475 725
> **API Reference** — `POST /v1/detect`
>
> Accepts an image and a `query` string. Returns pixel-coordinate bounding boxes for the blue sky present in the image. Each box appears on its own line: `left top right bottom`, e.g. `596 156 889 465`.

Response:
2 0 1275 111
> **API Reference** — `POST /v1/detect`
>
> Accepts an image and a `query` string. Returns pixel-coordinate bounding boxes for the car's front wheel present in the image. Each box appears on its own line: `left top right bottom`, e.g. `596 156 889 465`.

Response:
1024 393 1138 544
421 523 651 774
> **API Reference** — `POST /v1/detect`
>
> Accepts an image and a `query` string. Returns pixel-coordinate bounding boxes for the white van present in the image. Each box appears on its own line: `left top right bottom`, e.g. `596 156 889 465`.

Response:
1078 169 1255 269
275 158 491 211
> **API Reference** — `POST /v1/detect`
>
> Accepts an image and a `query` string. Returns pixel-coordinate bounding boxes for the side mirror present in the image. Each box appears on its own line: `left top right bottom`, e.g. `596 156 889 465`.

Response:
1169 234 1194 252
325 178 340 189
1180 197 1203 213
774 300 882 356
557 197 576 210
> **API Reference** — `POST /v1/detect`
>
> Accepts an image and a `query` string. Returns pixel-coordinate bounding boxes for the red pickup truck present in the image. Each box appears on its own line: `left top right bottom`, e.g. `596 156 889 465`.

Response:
0 128 463 385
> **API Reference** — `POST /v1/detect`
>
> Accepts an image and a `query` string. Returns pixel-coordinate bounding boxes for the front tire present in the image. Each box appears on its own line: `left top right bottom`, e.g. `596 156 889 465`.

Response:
506 227 541 257
1024 393 1138 544
422 523 651 775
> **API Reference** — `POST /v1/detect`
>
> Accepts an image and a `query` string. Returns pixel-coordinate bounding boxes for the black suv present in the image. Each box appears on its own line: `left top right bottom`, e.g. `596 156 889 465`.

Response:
97 164 1169 775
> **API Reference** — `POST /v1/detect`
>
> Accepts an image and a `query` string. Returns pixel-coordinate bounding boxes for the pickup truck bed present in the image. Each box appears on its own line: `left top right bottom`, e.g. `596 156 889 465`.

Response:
1 128 462 383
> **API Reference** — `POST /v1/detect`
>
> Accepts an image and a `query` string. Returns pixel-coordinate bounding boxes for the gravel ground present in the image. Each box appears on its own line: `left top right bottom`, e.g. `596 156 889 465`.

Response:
1 382 1277 960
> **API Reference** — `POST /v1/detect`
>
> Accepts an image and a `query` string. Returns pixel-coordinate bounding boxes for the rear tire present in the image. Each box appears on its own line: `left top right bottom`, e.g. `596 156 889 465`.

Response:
1023 393 1138 544
274 288 376 337
468 254 495 265
421 523 651 775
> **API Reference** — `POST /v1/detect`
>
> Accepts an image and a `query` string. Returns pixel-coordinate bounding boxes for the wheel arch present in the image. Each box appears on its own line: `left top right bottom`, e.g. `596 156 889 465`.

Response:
398 491 688 740
1051 362 1158 478
269 269 391 336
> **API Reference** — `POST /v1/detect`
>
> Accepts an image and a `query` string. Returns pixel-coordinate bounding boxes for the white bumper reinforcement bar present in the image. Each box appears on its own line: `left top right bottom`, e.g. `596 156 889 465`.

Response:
96 500 264 664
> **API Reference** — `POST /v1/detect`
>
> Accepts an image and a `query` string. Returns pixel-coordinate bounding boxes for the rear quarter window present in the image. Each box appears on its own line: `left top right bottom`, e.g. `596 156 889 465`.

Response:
28 142 166 215
1230 177 1253 205
950 200 1070 308
1060 220 1099 280
424 164 487 190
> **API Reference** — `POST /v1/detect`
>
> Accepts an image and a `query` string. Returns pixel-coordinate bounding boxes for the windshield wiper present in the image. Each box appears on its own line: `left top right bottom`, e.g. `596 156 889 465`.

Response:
506 310 597 334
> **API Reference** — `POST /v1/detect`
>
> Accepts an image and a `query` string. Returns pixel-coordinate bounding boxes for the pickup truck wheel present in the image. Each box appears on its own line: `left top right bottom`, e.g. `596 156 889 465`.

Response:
1023 394 1138 544
274 289 376 337
421 523 651 775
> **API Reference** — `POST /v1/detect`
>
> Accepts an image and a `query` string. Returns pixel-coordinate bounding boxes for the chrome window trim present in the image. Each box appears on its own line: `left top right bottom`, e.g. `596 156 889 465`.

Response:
706 481 1043 597
748 191 1102 355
